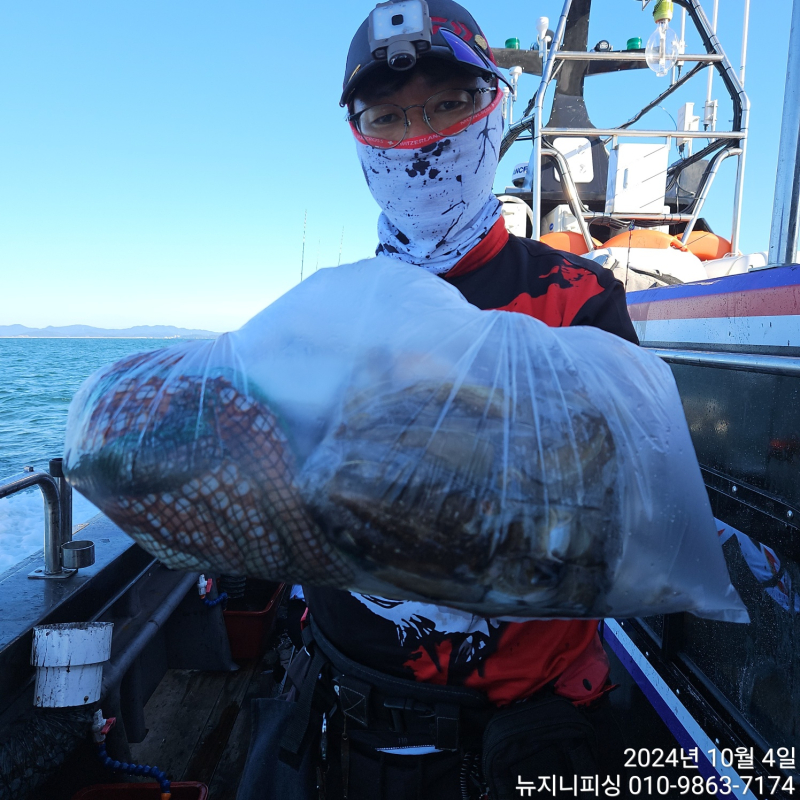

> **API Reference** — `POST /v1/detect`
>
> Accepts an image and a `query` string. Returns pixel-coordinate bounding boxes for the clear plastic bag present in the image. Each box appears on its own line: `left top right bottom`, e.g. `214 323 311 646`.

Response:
64 258 747 621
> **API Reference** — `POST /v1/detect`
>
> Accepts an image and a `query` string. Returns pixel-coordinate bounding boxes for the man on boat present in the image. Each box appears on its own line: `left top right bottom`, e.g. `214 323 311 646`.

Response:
245 2 639 798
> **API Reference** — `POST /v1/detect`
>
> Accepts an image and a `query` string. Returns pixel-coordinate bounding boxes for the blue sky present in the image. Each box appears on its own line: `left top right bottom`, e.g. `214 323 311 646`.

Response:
0 0 791 331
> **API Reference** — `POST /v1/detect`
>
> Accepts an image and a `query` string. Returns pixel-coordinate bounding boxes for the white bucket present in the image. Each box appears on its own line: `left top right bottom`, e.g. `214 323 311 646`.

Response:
31 622 114 708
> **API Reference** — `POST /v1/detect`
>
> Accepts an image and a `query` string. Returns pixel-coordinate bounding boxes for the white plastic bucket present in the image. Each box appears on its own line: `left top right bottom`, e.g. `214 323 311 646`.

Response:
31 622 113 708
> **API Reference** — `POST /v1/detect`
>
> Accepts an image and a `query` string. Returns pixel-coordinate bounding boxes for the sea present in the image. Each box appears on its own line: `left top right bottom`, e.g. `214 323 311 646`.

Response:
0 339 184 572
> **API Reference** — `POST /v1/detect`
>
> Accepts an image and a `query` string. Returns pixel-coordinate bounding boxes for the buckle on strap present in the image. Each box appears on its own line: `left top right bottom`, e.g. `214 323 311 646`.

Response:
382 697 434 733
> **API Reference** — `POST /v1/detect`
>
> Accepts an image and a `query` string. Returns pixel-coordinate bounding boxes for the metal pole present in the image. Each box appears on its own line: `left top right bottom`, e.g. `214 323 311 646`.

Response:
730 121 749 254
769 0 800 264
541 127 740 139
673 8 687 84
525 0 573 240
686 0 750 253
705 0 719 126
541 148 594 251
0 470 62 575
101 573 198 694
49 458 72 549
681 147 742 243
740 0 751 86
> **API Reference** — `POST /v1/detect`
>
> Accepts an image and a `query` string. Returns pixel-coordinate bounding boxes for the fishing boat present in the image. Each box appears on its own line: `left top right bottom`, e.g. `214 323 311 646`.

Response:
494 0 800 795
0 0 798 798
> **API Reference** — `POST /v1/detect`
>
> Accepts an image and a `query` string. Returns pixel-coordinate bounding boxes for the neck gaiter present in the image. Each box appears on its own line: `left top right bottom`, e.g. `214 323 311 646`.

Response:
354 90 504 275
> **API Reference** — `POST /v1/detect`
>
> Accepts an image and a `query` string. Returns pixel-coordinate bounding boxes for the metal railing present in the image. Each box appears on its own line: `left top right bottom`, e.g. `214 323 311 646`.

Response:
647 347 800 377
552 51 724 63
0 458 80 579
510 0 749 251
541 128 742 140
680 147 742 243
541 147 594 250
584 211 694 223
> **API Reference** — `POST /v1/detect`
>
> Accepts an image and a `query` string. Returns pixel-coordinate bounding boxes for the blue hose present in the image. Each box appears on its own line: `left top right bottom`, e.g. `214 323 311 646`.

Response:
96 742 171 795
203 592 228 608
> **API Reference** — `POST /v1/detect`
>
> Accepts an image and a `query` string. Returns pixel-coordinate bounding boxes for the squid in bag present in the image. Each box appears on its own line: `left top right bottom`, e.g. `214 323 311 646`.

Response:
63 258 747 621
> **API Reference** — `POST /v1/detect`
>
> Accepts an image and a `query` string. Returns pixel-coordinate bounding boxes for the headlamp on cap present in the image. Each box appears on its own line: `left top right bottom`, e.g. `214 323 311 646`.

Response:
368 0 433 71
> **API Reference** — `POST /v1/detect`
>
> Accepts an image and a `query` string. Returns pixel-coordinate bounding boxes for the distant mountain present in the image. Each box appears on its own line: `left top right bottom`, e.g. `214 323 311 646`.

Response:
0 324 220 339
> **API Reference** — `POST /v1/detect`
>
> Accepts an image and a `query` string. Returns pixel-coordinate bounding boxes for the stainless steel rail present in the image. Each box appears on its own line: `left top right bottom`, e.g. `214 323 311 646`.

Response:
542 127 742 139
512 0 750 249
541 147 594 250
679 0 750 253
0 470 63 577
48 457 72 551
553 51 724 62
583 212 694 222
525 0 574 239
680 147 743 243
648 348 800 377
0 458 81 579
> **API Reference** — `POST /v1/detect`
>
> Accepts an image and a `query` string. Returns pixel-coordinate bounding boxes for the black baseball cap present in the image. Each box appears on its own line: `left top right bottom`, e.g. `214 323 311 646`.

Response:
341 0 510 106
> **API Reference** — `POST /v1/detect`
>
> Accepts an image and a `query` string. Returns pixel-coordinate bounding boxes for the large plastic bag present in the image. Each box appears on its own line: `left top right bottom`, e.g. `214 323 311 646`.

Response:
64 257 747 621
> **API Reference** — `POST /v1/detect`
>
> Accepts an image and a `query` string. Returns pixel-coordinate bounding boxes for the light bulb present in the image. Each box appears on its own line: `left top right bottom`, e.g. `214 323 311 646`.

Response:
645 20 680 77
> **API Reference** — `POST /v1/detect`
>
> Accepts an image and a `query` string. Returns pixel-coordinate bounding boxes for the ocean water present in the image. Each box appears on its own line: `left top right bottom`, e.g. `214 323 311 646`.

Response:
0 339 183 571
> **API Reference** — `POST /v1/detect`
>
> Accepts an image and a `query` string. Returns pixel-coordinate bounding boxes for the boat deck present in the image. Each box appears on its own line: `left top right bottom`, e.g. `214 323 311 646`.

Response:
126 632 683 798
127 634 295 799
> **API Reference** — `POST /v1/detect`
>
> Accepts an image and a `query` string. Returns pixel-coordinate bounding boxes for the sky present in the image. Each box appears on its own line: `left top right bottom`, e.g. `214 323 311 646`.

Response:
0 0 793 332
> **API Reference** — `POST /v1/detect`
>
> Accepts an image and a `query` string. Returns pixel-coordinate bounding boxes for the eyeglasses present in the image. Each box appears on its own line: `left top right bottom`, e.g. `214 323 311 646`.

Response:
348 87 496 149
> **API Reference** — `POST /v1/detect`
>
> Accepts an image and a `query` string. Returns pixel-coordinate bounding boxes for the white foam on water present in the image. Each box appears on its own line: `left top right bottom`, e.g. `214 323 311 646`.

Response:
0 489 100 573
1 337 173 573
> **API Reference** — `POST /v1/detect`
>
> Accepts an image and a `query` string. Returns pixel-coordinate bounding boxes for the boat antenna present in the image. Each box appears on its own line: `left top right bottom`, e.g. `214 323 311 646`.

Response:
300 209 307 281
338 227 345 265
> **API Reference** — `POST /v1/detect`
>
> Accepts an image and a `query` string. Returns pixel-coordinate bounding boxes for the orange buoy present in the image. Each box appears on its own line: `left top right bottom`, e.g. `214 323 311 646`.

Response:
603 229 689 252
685 230 734 261
540 230 602 256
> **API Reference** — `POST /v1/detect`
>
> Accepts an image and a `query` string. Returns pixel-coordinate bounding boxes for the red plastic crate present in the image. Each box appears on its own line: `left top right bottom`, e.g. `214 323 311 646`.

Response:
72 783 208 800
223 582 285 660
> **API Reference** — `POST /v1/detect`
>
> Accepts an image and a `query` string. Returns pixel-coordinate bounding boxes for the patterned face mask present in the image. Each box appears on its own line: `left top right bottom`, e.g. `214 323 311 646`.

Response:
353 90 504 275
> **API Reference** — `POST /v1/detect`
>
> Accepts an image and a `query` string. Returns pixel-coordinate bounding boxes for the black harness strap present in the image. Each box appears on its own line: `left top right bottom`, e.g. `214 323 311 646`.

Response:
280 646 327 761
337 675 372 728
310 619 488 710
279 618 493 763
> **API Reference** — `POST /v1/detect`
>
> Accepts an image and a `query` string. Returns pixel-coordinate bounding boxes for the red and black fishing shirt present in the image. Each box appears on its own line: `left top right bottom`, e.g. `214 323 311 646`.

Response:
306 219 638 707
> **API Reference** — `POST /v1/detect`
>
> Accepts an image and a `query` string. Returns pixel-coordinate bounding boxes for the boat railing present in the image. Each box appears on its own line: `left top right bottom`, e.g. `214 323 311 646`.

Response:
540 128 741 139
680 147 742 243
0 458 84 579
648 347 800 377
551 50 724 63
502 0 750 252
541 147 594 249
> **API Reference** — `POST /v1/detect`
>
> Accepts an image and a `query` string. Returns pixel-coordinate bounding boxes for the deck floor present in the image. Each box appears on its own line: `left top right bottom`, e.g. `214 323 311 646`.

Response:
130 633 295 799
127 631 683 799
